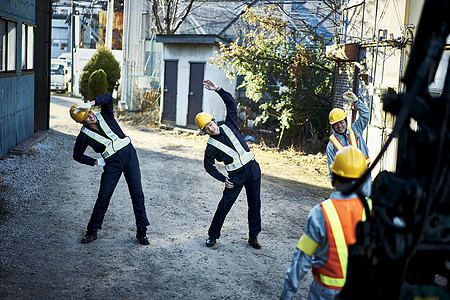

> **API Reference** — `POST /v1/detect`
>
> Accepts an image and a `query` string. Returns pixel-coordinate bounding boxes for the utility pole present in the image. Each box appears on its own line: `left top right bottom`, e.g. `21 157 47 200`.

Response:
90 1 94 48
105 0 114 49
71 0 75 96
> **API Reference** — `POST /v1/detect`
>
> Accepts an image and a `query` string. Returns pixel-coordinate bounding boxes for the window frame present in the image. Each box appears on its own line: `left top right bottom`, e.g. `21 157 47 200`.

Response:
0 18 18 76
21 23 34 71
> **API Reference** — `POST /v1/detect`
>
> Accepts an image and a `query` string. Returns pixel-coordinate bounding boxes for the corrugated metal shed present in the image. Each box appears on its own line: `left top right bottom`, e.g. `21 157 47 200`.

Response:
0 0 51 157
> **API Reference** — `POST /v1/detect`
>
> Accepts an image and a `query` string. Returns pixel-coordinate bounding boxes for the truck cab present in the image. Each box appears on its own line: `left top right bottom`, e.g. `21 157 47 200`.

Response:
50 59 67 93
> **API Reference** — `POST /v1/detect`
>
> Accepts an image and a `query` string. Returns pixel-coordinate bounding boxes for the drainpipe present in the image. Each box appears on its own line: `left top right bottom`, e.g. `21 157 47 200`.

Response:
367 0 379 142
360 0 365 42
370 0 379 81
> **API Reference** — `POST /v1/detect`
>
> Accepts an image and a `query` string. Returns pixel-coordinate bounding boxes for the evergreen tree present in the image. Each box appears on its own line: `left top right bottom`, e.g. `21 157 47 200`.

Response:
88 69 108 100
79 47 120 99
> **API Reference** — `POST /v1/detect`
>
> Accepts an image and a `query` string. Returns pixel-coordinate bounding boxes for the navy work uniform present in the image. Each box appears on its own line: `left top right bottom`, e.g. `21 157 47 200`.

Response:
73 93 150 232
204 88 262 240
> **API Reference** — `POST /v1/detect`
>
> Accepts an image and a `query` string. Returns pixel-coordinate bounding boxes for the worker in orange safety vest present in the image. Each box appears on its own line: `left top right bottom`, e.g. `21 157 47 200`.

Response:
280 146 372 300
326 91 372 197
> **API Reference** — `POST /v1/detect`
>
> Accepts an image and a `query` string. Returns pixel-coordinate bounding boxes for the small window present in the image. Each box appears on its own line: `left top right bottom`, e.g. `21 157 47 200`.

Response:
0 19 4 71
0 18 17 72
141 12 151 40
22 24 34 70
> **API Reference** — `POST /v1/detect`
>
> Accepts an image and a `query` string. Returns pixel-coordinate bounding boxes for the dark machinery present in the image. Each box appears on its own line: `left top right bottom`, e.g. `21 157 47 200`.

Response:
337 0 450 299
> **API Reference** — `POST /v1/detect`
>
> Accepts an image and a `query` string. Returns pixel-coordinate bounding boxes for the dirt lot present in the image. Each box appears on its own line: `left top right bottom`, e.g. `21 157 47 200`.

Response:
0 95 332 299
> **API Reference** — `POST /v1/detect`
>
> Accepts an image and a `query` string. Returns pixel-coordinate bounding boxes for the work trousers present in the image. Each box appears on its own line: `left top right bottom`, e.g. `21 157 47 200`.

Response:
208 160 261 239
87 144 150 231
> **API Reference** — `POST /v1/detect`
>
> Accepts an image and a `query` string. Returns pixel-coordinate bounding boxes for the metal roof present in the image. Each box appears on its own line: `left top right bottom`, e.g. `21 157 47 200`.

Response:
155 34 230 45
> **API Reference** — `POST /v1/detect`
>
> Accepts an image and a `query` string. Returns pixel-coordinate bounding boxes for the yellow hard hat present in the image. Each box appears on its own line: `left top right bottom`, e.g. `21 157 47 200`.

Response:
330 146 366 178
195 112 213 130
69 104 88 123
329 108 347 124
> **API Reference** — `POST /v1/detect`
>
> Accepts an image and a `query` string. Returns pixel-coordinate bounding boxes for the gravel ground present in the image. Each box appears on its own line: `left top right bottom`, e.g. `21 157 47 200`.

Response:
0 94 332 299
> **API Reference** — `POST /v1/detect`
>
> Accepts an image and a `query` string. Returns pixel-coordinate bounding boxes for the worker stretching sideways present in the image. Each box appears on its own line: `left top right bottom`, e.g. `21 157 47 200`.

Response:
280 146 372 300
70 93 150 245
195 79 262 249
326 91 372 197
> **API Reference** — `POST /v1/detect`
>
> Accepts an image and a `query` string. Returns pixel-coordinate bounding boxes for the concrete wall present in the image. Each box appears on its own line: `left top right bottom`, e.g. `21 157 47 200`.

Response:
160 43 235 126
0 0 36 157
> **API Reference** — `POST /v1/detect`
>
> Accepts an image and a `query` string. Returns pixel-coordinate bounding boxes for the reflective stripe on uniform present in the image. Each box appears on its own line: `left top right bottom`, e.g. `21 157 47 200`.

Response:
81 112 130 159
207 124 254 172
347 128 357 147
81 127 113 148
348 128 370 166
361 198 373 221
329 134 344 151
330 128 370 167
319 199 348 288
296 234 319 256
313 197 372 289
207 138 240 168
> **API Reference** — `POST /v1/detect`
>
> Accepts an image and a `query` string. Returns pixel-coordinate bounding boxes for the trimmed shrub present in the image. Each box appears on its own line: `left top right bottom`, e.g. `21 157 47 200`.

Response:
88 69 108 100
79 47 121 99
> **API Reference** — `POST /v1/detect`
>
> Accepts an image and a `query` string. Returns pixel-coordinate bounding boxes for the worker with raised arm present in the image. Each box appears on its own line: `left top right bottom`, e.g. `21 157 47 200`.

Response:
280 146 372 300
69 92 150 245
326 91 371 197
195 79 262 249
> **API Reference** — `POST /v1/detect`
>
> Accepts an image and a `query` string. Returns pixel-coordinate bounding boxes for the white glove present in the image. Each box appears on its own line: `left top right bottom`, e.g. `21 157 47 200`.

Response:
73 103 91 114
96 157 105 167
343 91 358 103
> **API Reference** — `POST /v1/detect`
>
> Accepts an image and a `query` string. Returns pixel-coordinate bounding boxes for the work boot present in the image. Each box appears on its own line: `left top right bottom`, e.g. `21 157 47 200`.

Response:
205 237 216 247
136 228 150 245
81 229 97 244
248 237 261 249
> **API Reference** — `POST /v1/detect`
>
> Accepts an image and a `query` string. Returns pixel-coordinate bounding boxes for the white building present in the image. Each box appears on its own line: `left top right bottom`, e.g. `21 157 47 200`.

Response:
155 34 235 127
51 15 70 58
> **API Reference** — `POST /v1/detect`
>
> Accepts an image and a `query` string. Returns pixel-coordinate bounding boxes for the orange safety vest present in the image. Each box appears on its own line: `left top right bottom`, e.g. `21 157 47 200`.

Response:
312 197 371 290
329 127 370 166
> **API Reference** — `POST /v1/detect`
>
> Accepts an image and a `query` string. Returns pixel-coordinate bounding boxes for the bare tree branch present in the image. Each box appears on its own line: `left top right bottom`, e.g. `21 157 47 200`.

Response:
151 0 195 34
173 0 195 33
152 0 164 34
